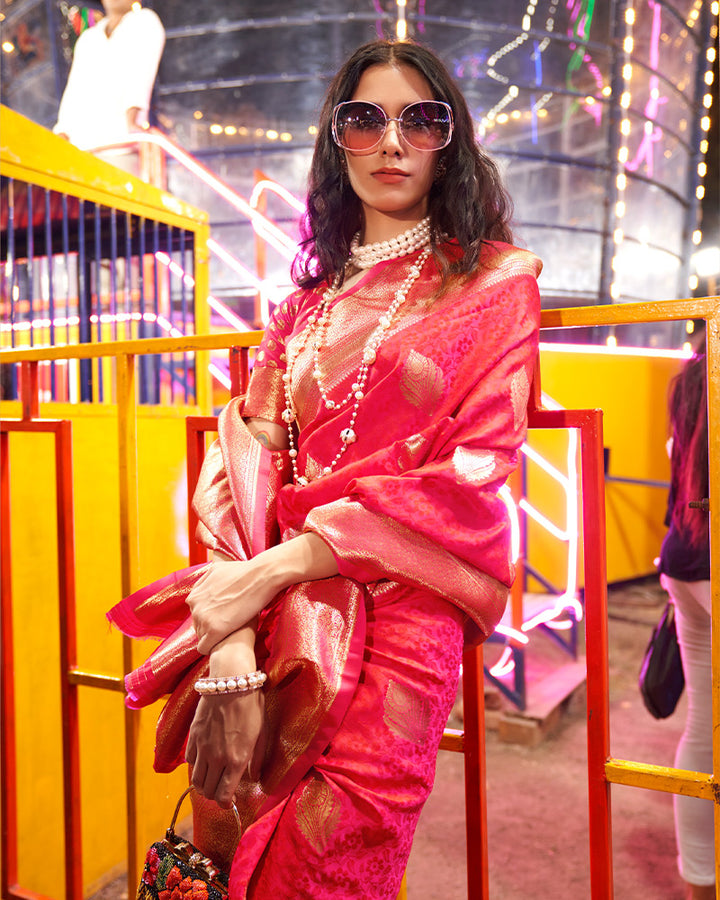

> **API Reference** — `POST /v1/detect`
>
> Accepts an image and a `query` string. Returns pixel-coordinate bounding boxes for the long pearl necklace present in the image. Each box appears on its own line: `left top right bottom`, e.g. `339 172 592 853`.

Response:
283 242 433 486
349 216 431 270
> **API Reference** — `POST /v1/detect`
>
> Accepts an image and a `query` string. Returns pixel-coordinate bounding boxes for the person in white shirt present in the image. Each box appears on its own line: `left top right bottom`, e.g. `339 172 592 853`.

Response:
54 0 165 171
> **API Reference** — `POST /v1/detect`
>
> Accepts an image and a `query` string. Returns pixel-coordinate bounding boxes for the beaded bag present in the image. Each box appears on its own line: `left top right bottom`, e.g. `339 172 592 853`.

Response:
137 788 239 900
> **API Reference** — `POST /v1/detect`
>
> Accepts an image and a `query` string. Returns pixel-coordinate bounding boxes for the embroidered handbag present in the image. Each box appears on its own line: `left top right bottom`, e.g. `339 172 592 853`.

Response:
639 601 685 719
137 788 239 900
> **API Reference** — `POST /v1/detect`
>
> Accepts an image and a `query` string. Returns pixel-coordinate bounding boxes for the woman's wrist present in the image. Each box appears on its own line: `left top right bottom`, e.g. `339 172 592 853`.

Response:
208 622 257 677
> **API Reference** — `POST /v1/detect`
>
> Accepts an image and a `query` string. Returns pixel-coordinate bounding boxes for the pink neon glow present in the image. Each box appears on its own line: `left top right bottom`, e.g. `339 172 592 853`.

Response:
155 249 253 332
91 131 299 260
207 296 252 332
490 389 584 678
207 238 263 289
625 0 667 177
249 180 305 215
208 362 231 389
490 646 515 678
494 625 530 645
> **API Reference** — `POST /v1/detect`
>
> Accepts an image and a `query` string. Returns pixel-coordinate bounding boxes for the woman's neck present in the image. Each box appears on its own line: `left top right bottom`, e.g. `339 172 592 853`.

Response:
360 209 429 246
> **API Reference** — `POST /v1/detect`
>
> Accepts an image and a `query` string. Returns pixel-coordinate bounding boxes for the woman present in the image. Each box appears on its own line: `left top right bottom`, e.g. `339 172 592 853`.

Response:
110 39 541 898
658 335 711 900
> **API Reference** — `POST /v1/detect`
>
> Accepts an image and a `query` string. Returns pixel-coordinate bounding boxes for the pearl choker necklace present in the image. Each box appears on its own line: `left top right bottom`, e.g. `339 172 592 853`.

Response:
349 216 431 270
283 244 433 486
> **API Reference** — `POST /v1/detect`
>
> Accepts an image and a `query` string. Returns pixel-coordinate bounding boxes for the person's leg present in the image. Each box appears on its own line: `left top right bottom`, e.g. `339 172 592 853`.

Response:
661 576 714 894
231 587 466 900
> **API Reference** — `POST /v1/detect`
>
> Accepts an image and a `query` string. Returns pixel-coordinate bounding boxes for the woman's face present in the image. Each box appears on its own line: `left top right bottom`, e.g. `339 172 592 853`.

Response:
342 63 441 230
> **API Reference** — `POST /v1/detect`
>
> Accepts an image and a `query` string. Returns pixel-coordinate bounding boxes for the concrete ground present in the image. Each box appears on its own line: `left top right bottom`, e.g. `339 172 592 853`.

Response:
91 577 690 899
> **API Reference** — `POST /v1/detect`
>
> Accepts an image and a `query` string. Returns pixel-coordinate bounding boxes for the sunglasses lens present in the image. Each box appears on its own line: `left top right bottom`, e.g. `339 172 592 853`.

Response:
400 102 452 150
334 102 387 150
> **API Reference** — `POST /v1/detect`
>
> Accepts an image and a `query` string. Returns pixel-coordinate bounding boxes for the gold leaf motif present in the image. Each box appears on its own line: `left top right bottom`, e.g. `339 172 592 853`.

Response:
404 433 427 457
295 777 342 853
383 679 430 745
400 350 444 413
511 366 530 430
452 446 496 484
304 453 324 481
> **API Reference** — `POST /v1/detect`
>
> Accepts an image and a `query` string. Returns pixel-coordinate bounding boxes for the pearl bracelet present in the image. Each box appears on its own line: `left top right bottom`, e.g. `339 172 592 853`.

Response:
194 670 267 695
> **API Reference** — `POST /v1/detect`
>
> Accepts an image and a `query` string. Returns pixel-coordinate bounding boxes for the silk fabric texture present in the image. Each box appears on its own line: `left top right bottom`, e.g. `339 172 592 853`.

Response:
108 240 541 898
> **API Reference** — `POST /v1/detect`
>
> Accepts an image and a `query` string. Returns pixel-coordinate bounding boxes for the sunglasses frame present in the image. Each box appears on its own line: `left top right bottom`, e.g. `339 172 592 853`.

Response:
331 99 454 153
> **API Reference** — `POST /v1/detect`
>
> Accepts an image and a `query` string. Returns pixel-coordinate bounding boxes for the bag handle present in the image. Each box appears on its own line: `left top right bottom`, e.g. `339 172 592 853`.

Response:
168 786 242 842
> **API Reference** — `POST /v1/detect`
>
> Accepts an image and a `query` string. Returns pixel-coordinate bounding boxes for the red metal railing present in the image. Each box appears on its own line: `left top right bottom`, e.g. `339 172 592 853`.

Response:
1 364 82 900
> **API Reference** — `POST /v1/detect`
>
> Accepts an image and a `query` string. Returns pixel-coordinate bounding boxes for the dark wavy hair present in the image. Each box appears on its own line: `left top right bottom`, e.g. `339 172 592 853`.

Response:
668 334 708 549
292 39 514 290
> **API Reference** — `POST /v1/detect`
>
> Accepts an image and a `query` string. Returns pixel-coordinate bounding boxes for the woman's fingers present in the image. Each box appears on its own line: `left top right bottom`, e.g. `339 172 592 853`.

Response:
186 559 270 652
185 691 266 806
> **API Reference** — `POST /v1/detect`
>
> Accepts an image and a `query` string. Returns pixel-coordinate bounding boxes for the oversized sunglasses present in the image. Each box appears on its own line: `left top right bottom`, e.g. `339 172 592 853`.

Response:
332 100 454 152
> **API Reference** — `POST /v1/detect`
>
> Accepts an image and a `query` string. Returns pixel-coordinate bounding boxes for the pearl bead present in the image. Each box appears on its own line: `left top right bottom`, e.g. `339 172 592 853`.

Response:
285 243 431 485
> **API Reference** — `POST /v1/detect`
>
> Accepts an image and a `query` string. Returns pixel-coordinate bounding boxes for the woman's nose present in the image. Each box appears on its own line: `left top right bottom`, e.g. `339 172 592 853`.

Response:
380 119 404 154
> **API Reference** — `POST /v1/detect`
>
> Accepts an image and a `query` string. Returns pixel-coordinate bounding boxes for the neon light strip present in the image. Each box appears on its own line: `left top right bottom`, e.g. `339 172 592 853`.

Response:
490 646 515 678
155 250 253 331
207 238 263 288
490 389 583 677
518 497 571 542
208 362 231 389
207 296 251 332
249 180 305 215
520 442 571 488
89 132 299 260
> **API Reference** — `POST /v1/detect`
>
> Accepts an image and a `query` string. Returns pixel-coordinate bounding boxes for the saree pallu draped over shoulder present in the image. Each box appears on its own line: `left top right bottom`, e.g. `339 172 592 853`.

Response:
107 241 543 899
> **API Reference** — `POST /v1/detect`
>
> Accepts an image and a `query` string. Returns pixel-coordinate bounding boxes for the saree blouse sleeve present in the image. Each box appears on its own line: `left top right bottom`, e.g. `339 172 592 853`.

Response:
303 249 541 642
243 290 304 423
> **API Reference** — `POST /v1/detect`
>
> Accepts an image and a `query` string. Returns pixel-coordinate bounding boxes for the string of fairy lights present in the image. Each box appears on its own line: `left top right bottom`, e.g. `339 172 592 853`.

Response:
3 0 717 310
612 0 718 305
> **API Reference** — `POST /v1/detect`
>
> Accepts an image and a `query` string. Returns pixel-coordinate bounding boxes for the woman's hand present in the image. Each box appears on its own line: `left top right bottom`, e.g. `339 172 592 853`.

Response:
187 534 340 655
185 627 268 807
187 558 280 655
186 690 267 807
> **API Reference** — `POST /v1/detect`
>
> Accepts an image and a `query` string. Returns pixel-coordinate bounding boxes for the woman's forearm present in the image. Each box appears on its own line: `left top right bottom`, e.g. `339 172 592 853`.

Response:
258 531 340 595
188 533 339 655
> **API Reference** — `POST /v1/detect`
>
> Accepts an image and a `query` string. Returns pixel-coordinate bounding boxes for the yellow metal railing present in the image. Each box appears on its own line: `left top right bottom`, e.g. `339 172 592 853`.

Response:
0 105 213 410
0 294 718 898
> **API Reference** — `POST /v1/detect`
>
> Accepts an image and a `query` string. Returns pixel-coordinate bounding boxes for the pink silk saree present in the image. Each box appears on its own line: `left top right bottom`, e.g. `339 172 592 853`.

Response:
108 240 542 898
